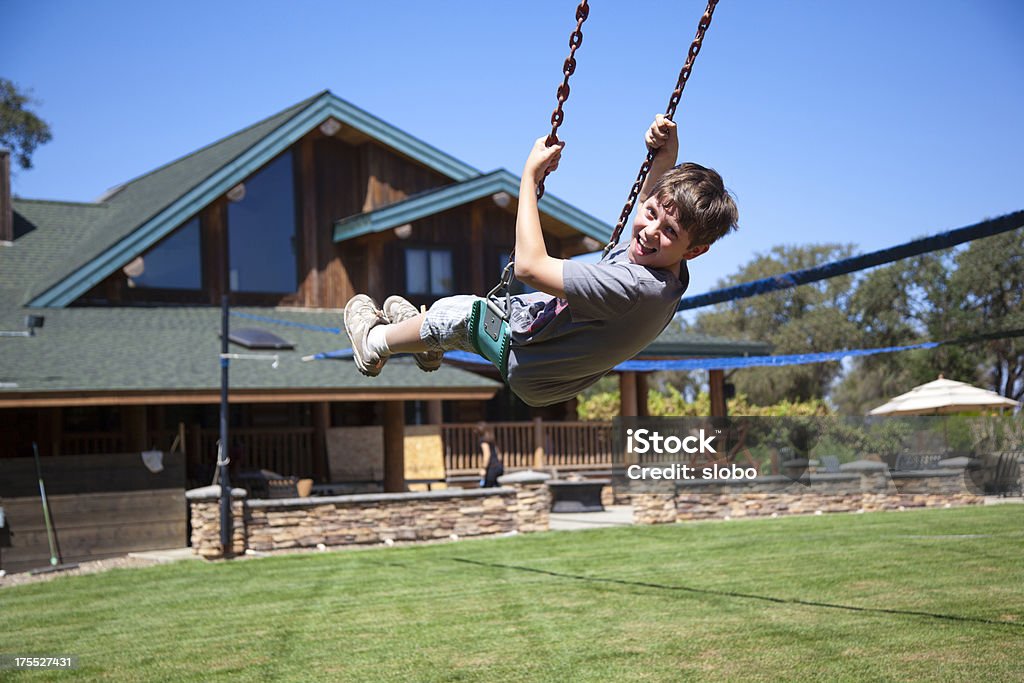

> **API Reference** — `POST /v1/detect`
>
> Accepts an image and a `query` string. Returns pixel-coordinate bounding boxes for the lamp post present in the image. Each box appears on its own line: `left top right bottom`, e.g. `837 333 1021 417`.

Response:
218 295 232 554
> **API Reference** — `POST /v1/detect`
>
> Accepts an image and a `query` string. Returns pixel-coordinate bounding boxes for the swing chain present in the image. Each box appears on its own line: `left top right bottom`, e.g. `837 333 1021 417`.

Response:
602 0 719 258
493 0 590 319
537 0 590 201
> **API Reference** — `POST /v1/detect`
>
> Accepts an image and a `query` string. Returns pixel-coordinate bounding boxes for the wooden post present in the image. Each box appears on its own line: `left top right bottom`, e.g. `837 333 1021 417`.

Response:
426 400 443 425
709 369 728 418
151 405 166 441
470 201 485 295
311 402 330 482
203 201 228 304
620 372 638 417
38 408 62 457
124 405 148 452
382 401 406 492
367 240 384 303
189 423 206 486
0 150 11 243
533 417 545 469
636 373 649 417
298 136 320 306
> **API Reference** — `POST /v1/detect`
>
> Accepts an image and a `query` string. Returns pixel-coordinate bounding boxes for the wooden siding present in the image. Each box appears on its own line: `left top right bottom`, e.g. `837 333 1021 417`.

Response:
0 451 186 497
0 451 186 574
380 201 518 309
0 489 186 574
360 143 449 212
311 135 363 308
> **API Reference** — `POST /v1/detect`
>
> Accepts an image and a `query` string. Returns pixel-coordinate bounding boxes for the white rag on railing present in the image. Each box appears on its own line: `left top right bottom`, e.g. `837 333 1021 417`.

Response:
141 450 164 473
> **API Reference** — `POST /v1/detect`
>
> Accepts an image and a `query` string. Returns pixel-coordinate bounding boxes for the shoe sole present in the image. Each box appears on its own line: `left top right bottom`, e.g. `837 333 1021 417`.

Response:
344 296 384 378
382 296 443 373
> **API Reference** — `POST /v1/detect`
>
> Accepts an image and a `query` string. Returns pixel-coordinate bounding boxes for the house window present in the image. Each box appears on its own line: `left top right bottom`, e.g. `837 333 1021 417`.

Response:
406 247 453 295
227 151 298 293
127 217 201 290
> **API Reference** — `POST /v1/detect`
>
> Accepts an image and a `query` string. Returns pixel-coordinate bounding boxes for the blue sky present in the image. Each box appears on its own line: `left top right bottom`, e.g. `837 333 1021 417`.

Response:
4 0 1022 298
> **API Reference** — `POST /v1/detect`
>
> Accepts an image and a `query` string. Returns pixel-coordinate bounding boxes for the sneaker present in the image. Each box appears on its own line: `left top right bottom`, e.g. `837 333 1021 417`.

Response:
344 294 388 377
382 295 444 372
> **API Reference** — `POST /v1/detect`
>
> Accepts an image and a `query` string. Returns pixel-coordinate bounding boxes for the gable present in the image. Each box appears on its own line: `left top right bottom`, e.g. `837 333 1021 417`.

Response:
27 91 482 308
333 170 612 245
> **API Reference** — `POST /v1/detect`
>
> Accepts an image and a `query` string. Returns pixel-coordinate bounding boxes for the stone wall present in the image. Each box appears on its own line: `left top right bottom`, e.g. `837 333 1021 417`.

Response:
631 461 984 525
188 472 552 558
632 492 676 525
186 486 247 558
245 489 518 552
674 474 865 521
887 469 984 509
511 483 551 533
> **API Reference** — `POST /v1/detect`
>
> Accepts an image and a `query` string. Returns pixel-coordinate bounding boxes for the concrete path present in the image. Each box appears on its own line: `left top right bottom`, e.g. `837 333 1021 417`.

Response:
983 495 1024 505
127 547 202 563
549 505 634 531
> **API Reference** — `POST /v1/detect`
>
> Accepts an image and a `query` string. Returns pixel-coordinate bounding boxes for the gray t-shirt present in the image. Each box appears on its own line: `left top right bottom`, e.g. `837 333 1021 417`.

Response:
505 246 687 407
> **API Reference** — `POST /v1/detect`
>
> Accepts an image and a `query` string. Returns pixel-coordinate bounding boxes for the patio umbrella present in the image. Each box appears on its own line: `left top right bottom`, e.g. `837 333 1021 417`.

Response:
868 375 1020 416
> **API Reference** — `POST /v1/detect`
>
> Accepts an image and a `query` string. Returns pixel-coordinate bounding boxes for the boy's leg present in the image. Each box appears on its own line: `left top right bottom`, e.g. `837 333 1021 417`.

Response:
381 313 430 353
382 296 444 372
365 294 477 373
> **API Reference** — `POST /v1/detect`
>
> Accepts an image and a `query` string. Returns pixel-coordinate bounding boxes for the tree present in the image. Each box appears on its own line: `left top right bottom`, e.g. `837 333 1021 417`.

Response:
0 79 53 170
833 251 963 414
948 228 1024 400
834 227 1024 412
691 244 860 405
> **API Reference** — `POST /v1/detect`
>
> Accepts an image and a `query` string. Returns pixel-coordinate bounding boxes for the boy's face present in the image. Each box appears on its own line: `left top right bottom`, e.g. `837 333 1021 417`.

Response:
628 195 709 275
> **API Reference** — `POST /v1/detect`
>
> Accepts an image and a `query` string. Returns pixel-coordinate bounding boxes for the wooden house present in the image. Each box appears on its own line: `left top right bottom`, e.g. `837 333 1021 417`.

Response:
0 91 766 570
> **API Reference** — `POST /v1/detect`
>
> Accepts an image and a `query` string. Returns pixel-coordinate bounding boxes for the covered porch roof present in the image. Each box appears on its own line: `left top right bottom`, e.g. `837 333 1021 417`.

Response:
0 306 500 408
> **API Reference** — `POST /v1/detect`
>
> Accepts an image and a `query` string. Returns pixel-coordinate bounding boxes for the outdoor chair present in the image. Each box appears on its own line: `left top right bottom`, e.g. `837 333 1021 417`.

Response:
992 452 1022 498
234 469 311 499
266 475 314 499
895 452 944 471
819 455 841 473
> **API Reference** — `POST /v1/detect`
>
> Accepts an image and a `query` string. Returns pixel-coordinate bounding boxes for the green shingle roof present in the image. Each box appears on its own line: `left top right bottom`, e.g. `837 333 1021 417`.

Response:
0 306 500 402
0 200 110 305
639 319 771 357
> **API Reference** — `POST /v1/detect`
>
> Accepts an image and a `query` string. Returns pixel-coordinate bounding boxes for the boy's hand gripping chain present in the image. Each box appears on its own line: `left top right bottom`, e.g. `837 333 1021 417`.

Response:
602 0 720 258
492 0 590 320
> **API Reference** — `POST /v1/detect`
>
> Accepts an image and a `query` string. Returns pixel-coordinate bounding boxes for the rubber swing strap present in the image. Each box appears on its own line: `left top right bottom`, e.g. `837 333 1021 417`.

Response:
469 298 511 382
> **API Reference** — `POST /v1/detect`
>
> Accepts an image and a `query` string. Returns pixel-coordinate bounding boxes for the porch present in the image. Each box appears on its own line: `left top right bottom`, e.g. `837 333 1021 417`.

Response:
52 419 615 486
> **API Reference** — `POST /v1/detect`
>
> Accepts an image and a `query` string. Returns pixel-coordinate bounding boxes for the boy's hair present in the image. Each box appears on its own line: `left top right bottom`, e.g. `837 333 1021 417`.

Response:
648 163 738 247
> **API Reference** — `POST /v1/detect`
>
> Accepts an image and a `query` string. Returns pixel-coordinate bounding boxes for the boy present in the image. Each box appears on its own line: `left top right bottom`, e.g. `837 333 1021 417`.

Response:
345 115 738 407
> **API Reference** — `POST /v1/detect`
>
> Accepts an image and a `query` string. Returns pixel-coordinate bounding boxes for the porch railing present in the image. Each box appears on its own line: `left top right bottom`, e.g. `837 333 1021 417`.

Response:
61 432 126 456
197 427 315 478
58 421 610 481
442 420 613 475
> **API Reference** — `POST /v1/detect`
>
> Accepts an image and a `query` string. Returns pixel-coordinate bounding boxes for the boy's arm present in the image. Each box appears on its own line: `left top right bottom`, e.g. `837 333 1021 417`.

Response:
638 114 679 202
514 137 568 298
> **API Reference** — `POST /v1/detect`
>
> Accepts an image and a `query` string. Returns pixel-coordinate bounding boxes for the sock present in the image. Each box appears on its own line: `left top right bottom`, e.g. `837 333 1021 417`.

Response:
366 325 391 358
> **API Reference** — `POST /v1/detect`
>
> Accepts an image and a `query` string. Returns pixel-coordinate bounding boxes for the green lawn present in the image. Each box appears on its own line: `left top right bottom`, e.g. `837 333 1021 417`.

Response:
3 506 1023 682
